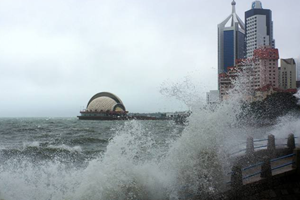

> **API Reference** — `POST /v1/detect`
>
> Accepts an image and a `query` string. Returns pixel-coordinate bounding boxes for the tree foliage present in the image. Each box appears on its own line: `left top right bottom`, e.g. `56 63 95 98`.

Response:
240 92 300 124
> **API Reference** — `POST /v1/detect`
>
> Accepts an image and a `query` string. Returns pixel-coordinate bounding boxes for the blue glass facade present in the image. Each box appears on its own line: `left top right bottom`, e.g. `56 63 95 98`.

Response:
237 31 245 59
223 30 234 72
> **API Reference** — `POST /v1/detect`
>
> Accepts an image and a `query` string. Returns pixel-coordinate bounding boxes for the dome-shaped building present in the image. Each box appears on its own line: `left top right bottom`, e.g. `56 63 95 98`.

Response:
78 92 128 120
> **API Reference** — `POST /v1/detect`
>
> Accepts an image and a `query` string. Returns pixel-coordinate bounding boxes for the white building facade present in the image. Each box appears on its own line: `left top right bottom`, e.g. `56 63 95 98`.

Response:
278 58 297 90
245 1 275 58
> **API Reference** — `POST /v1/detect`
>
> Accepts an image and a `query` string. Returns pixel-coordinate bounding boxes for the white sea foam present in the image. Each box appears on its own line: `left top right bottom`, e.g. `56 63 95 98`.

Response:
48 144 83 153
22 141 40 149
294 89 300 105
270 114 300 138
0 159 82 200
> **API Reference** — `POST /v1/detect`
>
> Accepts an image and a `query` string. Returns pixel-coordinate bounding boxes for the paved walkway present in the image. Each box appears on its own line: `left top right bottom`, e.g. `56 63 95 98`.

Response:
241 181 300 200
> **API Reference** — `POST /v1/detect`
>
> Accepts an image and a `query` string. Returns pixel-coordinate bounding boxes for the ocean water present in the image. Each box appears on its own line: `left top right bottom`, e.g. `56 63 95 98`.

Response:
0 119 185 200
1 88 300 200
0 119 182 163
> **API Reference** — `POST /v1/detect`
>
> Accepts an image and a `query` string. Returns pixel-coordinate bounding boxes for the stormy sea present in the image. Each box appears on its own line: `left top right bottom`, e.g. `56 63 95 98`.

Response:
1 79 300 200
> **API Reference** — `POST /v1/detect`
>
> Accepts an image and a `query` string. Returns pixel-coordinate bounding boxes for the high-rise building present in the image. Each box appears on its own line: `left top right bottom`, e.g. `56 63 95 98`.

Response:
219 47 279 101
278 58 297 90
245 1 275 58
218 0 245 76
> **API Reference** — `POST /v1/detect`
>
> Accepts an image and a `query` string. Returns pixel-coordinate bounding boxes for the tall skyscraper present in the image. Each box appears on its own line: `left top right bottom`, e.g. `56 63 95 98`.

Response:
218 0 245 75
245 1 275 58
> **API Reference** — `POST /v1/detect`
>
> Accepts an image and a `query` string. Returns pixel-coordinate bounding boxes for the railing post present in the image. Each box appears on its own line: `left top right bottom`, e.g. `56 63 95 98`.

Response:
292 148 300 176
246 137 254 155
267 134 276 152
261 157 272 178
287 134 296 151
231 165 243 188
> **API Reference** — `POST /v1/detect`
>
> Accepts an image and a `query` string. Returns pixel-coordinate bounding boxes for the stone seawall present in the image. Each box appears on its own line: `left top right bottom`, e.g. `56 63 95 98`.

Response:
193 135 300 200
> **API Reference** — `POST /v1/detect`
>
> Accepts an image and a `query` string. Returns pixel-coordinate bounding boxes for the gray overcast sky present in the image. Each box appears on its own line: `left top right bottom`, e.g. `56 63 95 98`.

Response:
1 0 300 117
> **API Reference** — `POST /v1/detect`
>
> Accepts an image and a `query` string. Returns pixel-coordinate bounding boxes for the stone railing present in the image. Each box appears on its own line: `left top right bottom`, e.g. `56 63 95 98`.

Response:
228 134 299 188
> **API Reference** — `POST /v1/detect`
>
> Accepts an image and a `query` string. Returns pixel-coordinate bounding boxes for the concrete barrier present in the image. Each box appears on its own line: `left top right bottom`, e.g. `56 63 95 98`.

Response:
230 165 243 188
260 156 271 178
293 148 300 176
267 134 275 151
288 134 296 151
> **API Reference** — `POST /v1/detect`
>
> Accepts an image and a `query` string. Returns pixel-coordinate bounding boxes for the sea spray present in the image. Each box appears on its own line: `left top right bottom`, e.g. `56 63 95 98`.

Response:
0 158 82 200
270 113 300 138
157 70 266 198
294 89 300 105
160 95 245 198
72 121 171 200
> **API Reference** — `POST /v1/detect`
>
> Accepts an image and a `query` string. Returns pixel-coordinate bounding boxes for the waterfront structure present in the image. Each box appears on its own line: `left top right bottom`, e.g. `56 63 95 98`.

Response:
78 92 172 120
78 92 128 120
245 0 275 58
206 90 220 104
127 112 167 119
278 58 297 90
218 0 245 76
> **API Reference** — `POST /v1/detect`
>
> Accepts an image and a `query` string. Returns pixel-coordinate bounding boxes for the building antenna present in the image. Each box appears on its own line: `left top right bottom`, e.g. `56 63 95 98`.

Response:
232 0 236 13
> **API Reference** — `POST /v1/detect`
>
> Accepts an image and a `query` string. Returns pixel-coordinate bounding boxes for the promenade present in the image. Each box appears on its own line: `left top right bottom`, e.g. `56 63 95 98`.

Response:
219 134 300 200
191 134 300 200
